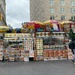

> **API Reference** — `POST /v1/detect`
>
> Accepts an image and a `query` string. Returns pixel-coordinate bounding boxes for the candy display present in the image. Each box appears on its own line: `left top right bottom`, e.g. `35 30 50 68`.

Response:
36 38 43 60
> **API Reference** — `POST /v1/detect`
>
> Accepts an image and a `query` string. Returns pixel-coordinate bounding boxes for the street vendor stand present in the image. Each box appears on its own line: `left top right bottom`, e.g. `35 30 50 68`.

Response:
0 26 10 61
60 21 75 59
4 33 34 61
41 20 68 61
21 21 44 61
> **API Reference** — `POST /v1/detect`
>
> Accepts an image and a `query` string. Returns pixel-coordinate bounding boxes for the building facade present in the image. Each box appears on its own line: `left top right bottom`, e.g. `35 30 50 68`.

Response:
0 0 7 26
30 0 75 22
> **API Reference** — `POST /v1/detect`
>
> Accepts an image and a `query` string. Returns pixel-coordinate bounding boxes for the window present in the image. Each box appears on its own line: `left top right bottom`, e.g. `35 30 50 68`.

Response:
60 8 64 12
50 16 55 20
61 15 65 20
71 1 75 6
60 0 65 5
50 8 54 13
50 0 54 5
71 16 75 21
71 8 75 13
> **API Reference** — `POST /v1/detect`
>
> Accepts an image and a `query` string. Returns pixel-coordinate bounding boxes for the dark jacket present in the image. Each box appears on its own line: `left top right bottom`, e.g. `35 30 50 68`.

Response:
69 41 75 54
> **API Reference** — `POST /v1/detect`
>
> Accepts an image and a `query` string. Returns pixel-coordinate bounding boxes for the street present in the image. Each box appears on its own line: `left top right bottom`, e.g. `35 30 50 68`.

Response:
0 60 75 75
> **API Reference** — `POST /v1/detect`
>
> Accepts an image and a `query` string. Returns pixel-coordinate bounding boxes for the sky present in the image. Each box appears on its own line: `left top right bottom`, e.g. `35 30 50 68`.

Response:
6 0 30 28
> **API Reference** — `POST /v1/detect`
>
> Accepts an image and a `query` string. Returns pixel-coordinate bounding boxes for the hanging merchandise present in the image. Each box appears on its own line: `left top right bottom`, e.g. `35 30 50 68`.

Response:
22 21 43 33
52 23 58 31
0 40 3 61
36 38 43 60
23 22 35 33
0 33 4 61
4 33 34 62
23 37 34 61
60 21 73 33
24 38 34 58
4 33 23 61
3 39 9 61
43 20 60 32
7 39 24 62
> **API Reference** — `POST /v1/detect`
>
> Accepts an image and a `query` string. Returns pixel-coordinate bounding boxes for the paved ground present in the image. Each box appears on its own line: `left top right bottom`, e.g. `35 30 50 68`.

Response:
0 60 75 75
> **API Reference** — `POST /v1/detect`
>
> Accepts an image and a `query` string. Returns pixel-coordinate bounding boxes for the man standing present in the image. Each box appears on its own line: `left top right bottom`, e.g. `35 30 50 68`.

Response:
69 41 75 64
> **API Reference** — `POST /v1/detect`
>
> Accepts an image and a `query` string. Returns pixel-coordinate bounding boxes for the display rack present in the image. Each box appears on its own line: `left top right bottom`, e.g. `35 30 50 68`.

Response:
36 38 43 60
0 40 3 61
0 33 4 61
36 32 50 60
35 32 68 61
4 33 34 61
48 32 67 60
8 39 24 61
